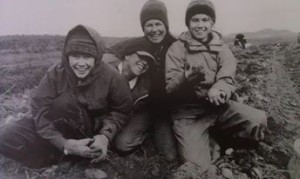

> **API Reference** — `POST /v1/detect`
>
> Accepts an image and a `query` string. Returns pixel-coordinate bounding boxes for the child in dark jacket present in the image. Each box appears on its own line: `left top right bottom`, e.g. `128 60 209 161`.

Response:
0 25 133 168
109 0 178 161
103 39 157 153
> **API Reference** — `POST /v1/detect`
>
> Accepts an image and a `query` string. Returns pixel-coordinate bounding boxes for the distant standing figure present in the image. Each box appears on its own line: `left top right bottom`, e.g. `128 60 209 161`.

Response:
0 25 133 168
234 33 247 49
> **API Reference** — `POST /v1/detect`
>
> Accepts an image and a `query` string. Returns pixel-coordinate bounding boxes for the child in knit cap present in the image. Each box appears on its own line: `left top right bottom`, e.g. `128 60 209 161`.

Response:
103 40 158 154
110 0 177 161
0 25 133 167
165 0 268 174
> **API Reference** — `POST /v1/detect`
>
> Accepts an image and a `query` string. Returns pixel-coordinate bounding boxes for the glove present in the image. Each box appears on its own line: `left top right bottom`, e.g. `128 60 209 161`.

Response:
89 134 109 163
184 64 205 84
63 138 94 158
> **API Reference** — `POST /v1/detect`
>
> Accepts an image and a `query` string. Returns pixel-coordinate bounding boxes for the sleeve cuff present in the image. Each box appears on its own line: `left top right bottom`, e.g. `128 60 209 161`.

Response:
50 135 68 151
99 128 114 142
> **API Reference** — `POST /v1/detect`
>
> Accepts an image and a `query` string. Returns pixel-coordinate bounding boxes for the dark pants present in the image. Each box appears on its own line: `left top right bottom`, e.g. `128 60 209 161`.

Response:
115 105 177 161
171 100 267 170
0 94 93 168
0 116 60 168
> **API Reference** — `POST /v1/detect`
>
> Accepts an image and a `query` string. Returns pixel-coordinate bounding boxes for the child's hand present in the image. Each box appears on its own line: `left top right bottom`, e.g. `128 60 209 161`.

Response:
184 64 205 83
207 88 226 106
89 134 109 163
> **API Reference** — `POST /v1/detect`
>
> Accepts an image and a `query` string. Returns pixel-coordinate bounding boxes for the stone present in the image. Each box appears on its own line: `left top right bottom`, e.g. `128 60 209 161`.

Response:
85 168 107 179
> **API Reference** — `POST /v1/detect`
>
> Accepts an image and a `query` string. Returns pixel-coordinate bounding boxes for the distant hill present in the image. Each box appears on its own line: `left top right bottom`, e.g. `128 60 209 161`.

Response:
224 29 298 44
0 35 129 54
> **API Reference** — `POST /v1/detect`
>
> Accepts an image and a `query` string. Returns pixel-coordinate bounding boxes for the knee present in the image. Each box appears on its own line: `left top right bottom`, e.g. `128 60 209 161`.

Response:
114 134 140 153
49 95 77 114
245 109 267 127
231 102 267 126
46 94 82 119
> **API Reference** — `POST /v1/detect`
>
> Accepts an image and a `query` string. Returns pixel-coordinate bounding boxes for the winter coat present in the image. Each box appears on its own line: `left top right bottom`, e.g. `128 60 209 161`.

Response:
102 53 151 111
165 31 236 104
31 25 133 150
149 33 176 105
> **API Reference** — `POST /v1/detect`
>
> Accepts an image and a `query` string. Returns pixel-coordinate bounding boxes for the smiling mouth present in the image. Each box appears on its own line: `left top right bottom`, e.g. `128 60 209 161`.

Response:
75 68 89 73
137 64 145 70
150 34 162 38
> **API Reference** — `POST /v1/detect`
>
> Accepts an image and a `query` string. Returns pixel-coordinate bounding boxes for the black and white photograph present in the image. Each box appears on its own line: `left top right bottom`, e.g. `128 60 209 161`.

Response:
1 0 300 178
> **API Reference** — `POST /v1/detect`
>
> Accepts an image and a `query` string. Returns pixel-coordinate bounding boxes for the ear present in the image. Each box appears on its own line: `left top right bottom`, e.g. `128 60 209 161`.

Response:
210 19 215 26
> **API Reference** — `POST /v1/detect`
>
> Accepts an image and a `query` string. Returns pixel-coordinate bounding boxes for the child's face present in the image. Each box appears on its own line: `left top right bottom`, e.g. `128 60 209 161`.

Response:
125 53 150 77
143 19 167 44
68 53 95 79
188 14 214 42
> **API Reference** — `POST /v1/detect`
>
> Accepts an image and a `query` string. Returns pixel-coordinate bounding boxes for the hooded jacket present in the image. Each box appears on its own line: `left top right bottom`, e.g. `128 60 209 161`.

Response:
165 31 236 104
31 25 133 150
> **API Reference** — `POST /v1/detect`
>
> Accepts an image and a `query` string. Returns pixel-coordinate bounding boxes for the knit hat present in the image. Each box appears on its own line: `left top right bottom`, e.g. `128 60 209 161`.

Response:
185 0 216 26
65 29 97 57
140 0 169 29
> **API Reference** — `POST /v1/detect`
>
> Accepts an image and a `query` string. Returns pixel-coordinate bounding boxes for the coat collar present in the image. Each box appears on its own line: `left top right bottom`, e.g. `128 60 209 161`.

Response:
179 30 223 52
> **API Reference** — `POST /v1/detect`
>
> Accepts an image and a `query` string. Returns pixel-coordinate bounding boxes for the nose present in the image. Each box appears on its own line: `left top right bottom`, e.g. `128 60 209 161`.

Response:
196 22 205 28
77 57 86 66
151 25 159 32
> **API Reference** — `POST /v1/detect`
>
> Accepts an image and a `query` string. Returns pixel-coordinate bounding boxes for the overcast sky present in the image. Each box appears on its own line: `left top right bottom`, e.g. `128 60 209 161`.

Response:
1 0 300 37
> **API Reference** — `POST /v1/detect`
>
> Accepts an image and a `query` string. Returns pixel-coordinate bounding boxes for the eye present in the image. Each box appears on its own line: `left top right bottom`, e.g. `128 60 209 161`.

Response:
69 54 81 58
81 54 94 59
191 18 199 23
145 23 153 28
155 22 163 26
202 17 211 22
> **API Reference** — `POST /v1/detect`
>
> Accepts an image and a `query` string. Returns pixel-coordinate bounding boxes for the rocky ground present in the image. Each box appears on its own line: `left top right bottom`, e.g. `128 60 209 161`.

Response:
0 42 300 178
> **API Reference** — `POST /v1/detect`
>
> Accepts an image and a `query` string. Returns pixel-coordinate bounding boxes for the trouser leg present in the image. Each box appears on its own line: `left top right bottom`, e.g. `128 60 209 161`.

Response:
171 105 215 170
213 101 267 145
153 112 177 161
114 108 151 153
0 116 60 168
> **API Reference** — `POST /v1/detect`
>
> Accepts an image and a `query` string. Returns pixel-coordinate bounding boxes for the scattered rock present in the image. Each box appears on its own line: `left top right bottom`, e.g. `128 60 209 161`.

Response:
289 100 297 107
85 168 107 179
221 168 233 179
4 115 14 124
254 91 269 102
235 173 249 179
251 167 262 179
207 165 217 179
172 162 205 179
258 142 273 153
41 165 58 177
225 148 234 155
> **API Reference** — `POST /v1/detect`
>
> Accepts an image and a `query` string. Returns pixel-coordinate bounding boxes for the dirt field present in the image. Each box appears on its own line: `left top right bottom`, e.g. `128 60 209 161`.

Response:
0 37 300 178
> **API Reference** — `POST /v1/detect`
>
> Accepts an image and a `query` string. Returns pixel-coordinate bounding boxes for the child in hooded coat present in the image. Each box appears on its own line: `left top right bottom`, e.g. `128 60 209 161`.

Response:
0 25 133 168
